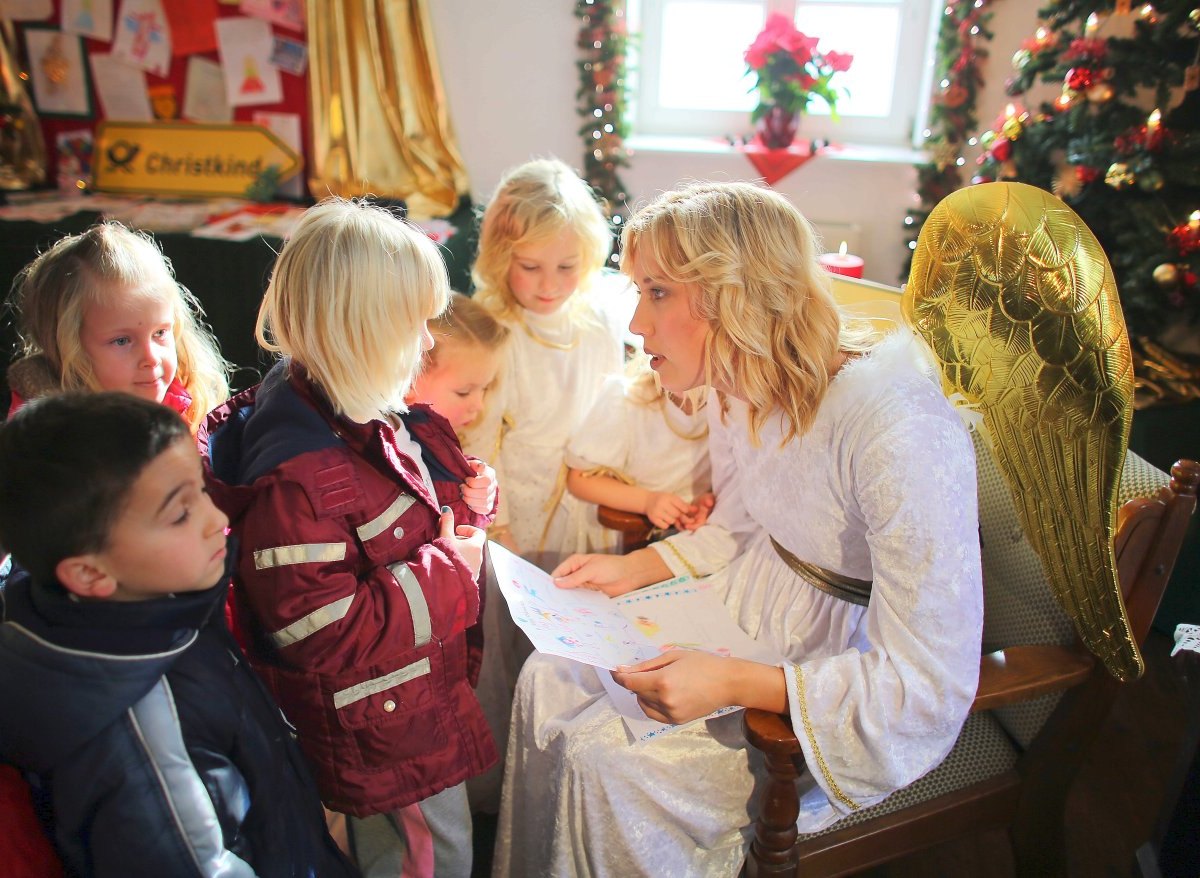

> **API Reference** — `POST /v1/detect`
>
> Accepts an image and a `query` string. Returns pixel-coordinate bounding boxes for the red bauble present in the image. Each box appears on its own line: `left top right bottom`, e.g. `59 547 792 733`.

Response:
1184 271 1198 289
990 139 1012 162
1075 165 1100 184
1065 67 1095 90
1167 222 1200 257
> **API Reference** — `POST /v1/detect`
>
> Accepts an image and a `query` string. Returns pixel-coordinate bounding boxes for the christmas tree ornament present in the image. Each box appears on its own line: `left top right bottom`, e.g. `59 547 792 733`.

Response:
1065 66 1095 90
1012 48 1031 69
1167 211 1200 255
904 181 1141 682
1087 81 1114 102
1105 161 1134 188
1001 109 1025 140
1153 262 1181 288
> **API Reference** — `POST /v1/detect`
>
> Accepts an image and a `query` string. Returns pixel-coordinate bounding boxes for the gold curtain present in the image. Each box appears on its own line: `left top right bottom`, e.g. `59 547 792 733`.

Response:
306 0 469 219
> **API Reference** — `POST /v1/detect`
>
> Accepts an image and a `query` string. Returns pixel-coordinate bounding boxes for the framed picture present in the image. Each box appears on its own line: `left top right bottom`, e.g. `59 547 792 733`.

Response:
24 27 93 118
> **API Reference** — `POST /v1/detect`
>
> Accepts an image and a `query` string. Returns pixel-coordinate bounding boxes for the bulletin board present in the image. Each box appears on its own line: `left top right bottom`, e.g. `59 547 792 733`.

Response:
6 0 311 200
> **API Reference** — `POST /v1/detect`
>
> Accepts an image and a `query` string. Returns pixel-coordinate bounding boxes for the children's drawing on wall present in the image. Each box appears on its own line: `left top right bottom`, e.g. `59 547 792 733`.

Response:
241 0 305 33
25 29 91 117
216 15 283 107
113 0 171 77
61 0 114 42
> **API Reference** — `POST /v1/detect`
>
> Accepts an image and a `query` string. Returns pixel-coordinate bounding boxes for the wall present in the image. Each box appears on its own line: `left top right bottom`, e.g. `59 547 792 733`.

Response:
428 0 1043 287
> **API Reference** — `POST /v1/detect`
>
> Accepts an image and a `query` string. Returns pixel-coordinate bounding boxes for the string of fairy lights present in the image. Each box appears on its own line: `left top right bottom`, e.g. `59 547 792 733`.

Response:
575 0 633 263
901 0 999 280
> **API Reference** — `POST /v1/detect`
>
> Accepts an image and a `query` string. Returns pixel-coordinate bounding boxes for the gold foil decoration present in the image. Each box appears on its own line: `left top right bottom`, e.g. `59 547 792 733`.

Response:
903 181 1141 682
0 19 46 191
306 0 468 219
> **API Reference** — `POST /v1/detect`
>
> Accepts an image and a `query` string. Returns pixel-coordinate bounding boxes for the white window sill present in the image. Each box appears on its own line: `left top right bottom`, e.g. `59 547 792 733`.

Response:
626 134 925 166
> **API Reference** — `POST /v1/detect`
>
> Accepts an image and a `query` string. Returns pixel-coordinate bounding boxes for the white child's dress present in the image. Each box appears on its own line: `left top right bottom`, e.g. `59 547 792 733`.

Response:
492 332 984 877
464 287 630 573
463 280 630 813
565 374 712 550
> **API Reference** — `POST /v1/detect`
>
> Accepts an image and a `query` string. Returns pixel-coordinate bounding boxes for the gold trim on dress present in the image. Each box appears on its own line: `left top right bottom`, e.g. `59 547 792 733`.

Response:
660 539 701 580
519 318 579 351
793 664 861 812
770 537 872 606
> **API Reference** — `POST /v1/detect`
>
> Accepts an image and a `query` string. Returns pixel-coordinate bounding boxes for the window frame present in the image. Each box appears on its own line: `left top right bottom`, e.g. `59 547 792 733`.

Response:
627 0 940 147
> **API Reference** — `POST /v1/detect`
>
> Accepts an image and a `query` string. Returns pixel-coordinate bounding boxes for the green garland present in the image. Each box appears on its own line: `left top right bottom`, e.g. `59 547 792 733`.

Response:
901 0 998 280
575 0 633 261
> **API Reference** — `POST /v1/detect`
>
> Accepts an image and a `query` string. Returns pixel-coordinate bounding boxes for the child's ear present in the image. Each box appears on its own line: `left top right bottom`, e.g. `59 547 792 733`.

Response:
55 555 118 600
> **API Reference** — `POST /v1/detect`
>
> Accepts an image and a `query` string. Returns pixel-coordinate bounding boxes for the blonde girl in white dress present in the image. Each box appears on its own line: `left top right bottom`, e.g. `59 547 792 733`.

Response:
465 158 630 573
492 182 984 877
565 356 714 544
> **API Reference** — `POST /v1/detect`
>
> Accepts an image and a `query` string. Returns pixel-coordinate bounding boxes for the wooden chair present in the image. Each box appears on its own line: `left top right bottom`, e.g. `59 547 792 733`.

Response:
742 440 1200 877
596 506 655 553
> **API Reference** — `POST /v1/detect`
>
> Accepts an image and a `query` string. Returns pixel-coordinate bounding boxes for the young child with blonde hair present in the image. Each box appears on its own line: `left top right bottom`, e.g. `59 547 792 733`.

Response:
466 157 630 572
567 354 714 539
202 198 498 878
407 291 510 434
6 222 229 431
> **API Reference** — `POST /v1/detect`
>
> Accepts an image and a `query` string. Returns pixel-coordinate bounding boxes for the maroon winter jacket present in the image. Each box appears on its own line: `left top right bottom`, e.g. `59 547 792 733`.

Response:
201 361 498 816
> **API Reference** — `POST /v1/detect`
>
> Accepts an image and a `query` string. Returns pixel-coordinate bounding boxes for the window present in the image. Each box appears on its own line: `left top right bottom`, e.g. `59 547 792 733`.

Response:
627 0 939 146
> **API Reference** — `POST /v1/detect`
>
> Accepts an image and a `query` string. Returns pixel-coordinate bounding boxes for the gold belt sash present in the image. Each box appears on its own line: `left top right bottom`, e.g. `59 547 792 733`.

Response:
770 537 872 606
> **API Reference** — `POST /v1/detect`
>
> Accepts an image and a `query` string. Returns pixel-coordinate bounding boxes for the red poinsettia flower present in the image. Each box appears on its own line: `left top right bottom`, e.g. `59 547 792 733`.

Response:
744 13 853 120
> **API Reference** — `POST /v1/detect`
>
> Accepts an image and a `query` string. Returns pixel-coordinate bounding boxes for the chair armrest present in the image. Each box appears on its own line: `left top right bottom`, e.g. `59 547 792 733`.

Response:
971 645 1095 713
596 505 652 534
744 707 801 756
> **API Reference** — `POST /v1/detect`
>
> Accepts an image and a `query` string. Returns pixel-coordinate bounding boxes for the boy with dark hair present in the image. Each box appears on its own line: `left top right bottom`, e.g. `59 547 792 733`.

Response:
0 392 358 878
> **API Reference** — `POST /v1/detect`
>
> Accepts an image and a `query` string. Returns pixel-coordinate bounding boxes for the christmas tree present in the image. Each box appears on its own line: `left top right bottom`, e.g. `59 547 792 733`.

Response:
971 1 1200 376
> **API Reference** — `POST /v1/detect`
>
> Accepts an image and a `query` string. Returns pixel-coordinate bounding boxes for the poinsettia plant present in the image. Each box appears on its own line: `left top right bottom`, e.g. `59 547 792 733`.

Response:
744 13 853 120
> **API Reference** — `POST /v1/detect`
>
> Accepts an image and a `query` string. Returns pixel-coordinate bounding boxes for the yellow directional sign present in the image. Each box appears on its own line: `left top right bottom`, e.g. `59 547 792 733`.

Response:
94 121 302 198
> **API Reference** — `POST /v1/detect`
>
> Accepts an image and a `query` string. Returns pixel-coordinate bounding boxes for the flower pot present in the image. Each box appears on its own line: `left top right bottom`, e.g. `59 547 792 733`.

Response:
756 106 801 149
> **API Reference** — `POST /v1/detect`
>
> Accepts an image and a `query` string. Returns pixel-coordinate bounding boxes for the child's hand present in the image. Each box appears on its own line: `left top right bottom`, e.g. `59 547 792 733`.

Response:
461 460 498 515
440 506 485 578
643 491 691 530
678 492 716 531
611 651 737 725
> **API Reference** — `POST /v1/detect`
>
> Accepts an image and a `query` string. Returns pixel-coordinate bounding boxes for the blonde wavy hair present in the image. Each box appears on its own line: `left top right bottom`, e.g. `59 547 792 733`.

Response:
423 291 511 368
8 221 230 432
256 198 450 424
621 181 876 445
471 158 613 321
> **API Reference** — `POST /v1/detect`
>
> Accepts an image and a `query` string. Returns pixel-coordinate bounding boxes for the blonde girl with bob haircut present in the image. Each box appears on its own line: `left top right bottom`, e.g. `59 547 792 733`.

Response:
204 197 500 878
464 157 632 573
494 181 984 877
6 221 229 432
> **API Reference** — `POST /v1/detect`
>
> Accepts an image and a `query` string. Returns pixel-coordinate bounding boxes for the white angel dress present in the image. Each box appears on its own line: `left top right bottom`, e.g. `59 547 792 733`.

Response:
565 373 712 550
491 332 984 877
463 277 632 572
462 276 630 813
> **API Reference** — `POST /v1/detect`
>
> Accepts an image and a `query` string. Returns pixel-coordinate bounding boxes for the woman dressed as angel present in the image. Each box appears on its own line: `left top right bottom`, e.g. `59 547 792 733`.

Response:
492 181 984 877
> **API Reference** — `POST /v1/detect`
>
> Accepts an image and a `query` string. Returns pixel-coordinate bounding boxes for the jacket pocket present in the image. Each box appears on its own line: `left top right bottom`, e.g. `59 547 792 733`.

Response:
354 490 426 567
330 656 448 768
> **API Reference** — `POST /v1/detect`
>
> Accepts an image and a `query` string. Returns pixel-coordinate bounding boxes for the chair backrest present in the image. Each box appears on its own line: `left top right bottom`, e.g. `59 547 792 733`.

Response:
974 429 1170 747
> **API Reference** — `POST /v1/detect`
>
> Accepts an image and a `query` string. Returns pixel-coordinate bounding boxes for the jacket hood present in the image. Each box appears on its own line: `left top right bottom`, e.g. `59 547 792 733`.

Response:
6 354 60 408
0 569 227 773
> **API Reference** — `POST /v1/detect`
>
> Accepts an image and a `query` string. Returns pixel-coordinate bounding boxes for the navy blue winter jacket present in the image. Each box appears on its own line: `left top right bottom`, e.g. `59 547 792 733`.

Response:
0 562 358 878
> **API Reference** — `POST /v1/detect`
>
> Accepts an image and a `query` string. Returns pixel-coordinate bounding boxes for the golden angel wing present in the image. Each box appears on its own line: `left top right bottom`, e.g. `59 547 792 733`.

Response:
903 182 1140 681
